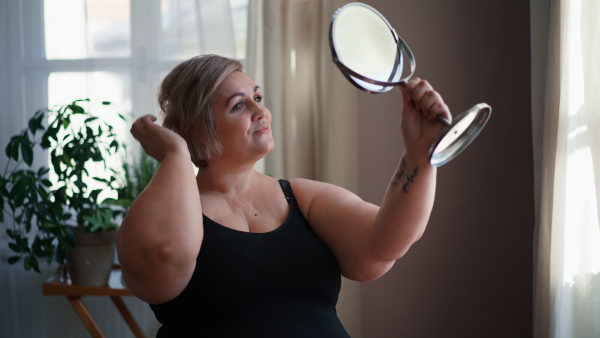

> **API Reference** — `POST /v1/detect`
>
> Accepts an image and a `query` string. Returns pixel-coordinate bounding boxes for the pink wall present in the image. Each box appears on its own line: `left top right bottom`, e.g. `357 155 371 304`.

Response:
356 1 533 337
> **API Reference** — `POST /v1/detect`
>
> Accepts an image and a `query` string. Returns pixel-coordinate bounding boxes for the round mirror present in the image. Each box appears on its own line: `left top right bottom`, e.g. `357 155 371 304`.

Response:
329 2 491 166
329 3 413 93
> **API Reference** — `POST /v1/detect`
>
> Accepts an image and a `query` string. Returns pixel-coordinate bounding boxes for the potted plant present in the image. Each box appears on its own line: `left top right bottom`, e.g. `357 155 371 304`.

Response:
0 99 127 286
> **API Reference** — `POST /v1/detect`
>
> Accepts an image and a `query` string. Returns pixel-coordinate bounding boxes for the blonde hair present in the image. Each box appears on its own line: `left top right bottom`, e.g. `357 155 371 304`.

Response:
159 54 243 167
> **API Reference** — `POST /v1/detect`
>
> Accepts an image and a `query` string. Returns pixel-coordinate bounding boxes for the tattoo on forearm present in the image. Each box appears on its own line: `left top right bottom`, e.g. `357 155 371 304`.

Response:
390 158 418 193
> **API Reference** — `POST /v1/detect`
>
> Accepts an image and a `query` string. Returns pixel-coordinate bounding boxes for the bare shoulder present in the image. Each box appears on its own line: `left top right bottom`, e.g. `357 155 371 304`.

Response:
289 178 375 221
289 178 341 205
289 177 343 193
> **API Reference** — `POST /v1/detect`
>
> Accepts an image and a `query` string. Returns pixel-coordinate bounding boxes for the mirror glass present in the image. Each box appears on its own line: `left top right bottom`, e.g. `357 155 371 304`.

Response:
330 4 402 93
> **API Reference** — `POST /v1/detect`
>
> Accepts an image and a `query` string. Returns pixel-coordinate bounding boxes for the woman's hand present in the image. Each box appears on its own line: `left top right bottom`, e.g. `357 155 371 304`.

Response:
400 77 452 160
130 114 187 162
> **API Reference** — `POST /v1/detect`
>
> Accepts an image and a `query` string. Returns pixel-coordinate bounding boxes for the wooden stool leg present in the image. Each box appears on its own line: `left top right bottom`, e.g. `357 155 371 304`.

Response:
67 296 105 338
110 296 147 338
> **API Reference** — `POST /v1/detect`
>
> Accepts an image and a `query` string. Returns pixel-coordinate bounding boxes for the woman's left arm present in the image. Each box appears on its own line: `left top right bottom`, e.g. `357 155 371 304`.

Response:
291 77 451 282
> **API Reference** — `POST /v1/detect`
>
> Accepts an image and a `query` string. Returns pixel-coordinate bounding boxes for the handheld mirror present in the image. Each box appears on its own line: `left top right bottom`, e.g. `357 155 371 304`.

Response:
329 2 491 166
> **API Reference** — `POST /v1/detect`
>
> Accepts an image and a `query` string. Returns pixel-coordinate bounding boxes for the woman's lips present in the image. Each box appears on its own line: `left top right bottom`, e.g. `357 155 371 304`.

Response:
253 126 270 134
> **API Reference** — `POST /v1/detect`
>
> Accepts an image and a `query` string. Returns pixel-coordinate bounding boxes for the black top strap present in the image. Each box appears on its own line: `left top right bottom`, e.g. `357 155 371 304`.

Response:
279 179 292 205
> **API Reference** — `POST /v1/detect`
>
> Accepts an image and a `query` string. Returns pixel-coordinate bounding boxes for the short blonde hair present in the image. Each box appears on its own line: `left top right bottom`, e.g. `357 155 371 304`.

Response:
159 54 243 167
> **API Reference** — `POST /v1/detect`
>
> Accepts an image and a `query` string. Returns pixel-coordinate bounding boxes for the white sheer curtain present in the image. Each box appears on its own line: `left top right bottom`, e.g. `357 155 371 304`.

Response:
245 0 361 336
532 0 600 337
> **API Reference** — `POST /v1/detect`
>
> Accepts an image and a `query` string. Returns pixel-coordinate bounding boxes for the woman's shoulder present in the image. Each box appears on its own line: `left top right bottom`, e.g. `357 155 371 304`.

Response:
289 178 354 211
290 178 338 193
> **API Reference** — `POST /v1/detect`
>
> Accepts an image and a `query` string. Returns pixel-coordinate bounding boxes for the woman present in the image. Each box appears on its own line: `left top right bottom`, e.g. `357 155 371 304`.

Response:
117 54 451 337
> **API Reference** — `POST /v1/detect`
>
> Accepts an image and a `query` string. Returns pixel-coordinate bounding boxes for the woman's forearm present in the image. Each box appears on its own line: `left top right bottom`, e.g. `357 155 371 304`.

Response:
369 151 437 262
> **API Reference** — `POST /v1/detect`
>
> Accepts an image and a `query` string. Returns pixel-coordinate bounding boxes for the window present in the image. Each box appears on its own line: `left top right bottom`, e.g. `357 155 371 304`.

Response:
0 0 248 261
4 0 248 192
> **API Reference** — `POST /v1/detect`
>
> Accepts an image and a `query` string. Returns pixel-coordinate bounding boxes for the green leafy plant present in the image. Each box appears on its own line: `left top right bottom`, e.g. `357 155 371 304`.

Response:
117 148 159 208
0 99 127 272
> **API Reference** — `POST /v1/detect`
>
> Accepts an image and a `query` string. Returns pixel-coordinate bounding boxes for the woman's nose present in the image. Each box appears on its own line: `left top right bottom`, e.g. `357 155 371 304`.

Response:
251 105 267 121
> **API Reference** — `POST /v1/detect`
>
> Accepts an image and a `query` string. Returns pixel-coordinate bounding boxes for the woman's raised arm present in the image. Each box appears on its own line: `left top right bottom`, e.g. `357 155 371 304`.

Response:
117 115 203 304
292 78 450 282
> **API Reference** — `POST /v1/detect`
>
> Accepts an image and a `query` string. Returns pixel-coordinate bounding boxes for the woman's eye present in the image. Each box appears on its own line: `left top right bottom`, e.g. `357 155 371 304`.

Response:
232 102 245 112
254 95 263 103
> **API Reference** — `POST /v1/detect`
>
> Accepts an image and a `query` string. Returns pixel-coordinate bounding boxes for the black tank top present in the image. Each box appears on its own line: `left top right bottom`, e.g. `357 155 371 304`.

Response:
150 180 350 337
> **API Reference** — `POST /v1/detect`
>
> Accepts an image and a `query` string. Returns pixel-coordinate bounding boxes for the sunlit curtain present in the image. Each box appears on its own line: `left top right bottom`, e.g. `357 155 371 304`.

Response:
532 0 600 337
245 0 361 336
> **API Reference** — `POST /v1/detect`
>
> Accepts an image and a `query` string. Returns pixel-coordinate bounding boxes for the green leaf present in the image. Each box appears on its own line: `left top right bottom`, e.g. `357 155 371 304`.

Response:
69 104 85 115
41 222 57 229
20 141 34 166
110 198 133 207
74 180 87 190
38 186 49 199
109 140 119 151
8 256 20 264
8 242 21 253
92 177 108 183
28 112 45 135
6 138 19 161
41 125 59 148
89 189 102 202
62 153 73 167
51 151 62 177
31 257 40 273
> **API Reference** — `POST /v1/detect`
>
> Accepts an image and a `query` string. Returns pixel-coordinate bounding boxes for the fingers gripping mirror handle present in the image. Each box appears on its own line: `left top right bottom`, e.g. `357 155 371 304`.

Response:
399 81 451 127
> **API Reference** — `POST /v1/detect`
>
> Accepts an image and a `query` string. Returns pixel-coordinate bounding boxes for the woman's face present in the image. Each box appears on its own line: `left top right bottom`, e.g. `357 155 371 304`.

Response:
212 71 275 163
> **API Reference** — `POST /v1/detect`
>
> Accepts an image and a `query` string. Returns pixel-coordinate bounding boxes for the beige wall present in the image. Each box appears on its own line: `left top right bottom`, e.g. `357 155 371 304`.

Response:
355 1 533 337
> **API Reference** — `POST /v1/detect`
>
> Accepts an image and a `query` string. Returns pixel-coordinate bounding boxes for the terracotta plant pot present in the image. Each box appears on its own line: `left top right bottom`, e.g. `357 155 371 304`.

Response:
66 228 118 286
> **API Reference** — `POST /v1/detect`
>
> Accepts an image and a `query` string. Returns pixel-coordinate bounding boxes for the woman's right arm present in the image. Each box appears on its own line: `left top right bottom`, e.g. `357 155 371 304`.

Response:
117 115 203 304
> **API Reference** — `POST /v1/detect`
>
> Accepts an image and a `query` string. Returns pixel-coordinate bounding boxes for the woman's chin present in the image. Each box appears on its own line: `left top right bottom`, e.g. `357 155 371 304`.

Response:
261 141 275 155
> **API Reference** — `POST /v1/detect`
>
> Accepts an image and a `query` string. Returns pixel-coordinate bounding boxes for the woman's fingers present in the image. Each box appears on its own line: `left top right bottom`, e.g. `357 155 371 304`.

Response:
404 78 451 123
130 114 188 163
131 115 158 141
130 115 167 161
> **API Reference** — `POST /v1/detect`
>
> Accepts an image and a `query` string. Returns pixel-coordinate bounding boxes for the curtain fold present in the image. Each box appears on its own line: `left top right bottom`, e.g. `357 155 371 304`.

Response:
532 0 600 337
245 0 361 336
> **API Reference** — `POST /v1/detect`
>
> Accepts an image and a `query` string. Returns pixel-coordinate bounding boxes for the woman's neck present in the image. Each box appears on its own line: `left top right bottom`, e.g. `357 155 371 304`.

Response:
196 162 263 195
